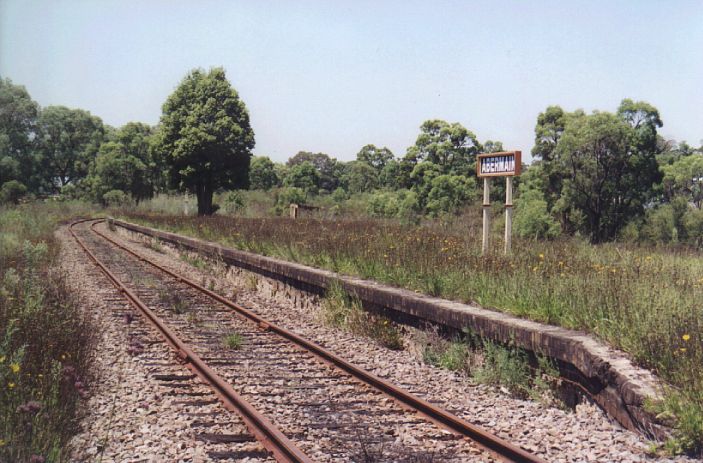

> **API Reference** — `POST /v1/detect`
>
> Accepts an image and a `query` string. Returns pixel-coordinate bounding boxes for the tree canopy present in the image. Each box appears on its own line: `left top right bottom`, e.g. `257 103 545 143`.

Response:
155 67 254 214
37 106 105 192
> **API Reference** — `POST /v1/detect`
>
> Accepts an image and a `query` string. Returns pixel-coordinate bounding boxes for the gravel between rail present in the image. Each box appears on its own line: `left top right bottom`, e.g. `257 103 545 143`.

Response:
60 224 275 462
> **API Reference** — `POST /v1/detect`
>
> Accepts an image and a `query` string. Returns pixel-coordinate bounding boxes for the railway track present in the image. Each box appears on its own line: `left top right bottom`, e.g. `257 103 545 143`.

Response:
70 218 546 463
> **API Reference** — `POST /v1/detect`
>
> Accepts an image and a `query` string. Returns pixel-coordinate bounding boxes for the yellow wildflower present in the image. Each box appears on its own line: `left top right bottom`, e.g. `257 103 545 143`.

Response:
10 363 19 374
682 334 691 342
539 253 544 260
8 382 15 389
680 347 687 353
0 356 4 363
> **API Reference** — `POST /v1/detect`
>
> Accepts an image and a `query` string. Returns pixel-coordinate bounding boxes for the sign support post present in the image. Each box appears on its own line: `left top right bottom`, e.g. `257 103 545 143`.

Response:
476 151 521 256
482 177 491 255
504 176 513 254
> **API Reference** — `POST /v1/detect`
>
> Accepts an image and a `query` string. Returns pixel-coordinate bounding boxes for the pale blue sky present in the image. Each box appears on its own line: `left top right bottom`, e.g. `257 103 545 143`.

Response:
1 0 702 163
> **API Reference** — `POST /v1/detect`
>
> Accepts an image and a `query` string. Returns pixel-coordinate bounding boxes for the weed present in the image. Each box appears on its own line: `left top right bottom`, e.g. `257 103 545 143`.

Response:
172 299 189 315
0 202 97 461
321 282 403 350
180 253 206 269
222 332 244 350
143 238 165 254
245 274 258 291
186 312 202 326
473 341 531 397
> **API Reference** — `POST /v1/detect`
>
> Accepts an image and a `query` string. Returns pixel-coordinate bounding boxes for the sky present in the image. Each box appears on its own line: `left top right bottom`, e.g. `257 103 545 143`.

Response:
1 0 702 163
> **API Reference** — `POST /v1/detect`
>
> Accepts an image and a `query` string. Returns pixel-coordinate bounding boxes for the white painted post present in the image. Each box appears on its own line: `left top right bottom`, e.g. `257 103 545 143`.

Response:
482 177 490 255
504 176 513 255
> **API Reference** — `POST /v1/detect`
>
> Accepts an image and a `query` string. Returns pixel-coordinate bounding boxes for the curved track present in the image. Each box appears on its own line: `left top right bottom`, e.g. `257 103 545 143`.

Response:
70 218 546 463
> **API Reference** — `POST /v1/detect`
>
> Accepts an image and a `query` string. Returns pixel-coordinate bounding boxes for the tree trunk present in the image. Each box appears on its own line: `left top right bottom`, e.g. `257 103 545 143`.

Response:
195 182 214 215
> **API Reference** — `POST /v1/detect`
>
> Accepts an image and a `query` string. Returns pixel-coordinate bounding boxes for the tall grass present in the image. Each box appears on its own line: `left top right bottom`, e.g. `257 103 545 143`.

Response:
0 201 97 462
118 211 703 454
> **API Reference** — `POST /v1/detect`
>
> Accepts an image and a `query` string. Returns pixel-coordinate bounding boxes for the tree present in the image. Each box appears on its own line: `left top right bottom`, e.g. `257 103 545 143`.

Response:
37 106 104 192
92 141 152 204
356 144 394 171
424 174 476 216
341 160 377 194
287 151 341 192
0 78 40 189
249 156 279 190
283 161 319 195
482 140 504 153
555 109 662 242
531 105 571 211
409 161 442 209
405 120 481 176
155 67 254 215
662 154 703 208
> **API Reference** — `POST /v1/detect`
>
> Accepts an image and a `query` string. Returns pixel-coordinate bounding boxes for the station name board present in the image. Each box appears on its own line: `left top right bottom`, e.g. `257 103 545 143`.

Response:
477 151 521 177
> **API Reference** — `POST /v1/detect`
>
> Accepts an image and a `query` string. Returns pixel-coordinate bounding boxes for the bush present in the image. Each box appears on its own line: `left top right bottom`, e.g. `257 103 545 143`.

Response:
102 189 130 207
514 189 561 239
0 180 27 205
367 189 420 221
641 199 691 244
683 208 703 248
221 190 245 214
424 175 476 217
273 187 307 215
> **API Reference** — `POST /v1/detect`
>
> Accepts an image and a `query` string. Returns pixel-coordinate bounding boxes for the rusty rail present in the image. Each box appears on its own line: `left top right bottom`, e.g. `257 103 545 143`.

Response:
69 219 314 463
91 219 546 463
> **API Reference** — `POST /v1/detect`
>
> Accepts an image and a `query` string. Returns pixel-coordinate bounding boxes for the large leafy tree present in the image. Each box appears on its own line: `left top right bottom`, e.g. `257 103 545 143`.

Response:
156 67 254 215
0 78 40 189
405 120 481 176
555 108 662 242
37 106 105 192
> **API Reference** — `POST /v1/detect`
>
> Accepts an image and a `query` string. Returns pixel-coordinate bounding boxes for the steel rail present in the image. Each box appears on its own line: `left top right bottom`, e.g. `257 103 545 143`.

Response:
69 219 314 463
94 219 547 463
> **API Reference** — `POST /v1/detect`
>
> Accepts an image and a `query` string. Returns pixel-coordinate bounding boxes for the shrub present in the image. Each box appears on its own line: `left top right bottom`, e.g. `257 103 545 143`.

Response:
683 208 703 248
273 187 307 215
221 190 245 215
424 175 476 217
514 189 561 239
102 189 130 207
366 189 420 221
0 180 27 205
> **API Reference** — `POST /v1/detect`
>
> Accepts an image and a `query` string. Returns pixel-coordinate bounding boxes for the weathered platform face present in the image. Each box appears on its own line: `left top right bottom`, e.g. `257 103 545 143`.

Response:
113 218 668 439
